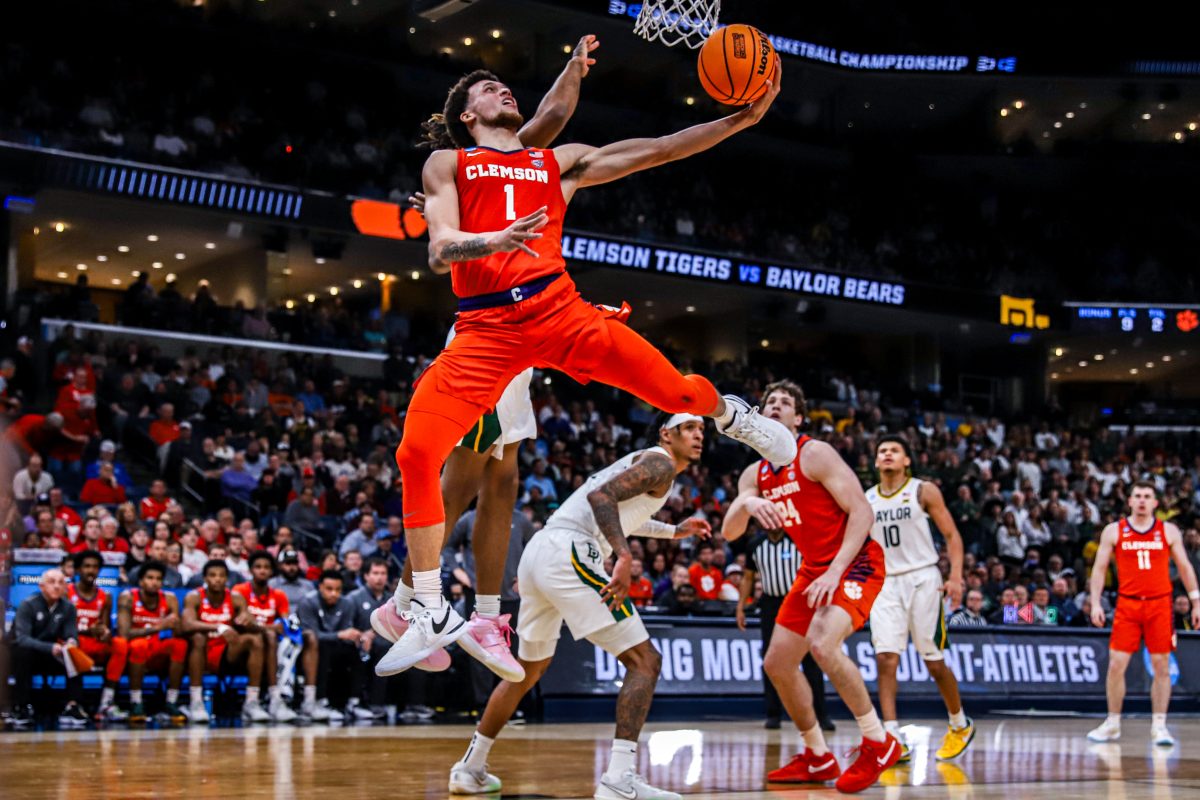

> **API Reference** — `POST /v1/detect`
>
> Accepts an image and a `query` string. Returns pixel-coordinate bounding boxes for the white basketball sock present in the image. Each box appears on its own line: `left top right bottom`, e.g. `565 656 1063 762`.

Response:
304 685 317 706
802 724 829 756
100 687 115 707
190 687 203 706
412 569 443 608
1152 713 1167 729
464 730 495 770
245 686 260 705
606 739 638 778
475 594 501 618
1106 713 1122 727
269 686 282 706
166 689 179 704
394 581 416 612
130 690 143 705
856 708 886 743
714 400 736 426
949 709 967 729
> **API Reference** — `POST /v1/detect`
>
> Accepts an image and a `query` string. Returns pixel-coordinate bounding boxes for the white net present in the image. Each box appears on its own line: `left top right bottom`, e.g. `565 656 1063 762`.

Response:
633 0 721 49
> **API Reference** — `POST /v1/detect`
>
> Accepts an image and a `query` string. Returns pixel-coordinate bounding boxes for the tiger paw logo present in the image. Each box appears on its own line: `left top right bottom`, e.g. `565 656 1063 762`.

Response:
842 581 863 600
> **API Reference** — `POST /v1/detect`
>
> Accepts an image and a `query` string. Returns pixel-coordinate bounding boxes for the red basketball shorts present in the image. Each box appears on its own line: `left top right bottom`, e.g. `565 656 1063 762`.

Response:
396 274 719 528
129 636 189 669
205 637 228 673
777 542 886 637
79 635 128 683
1110 595 1175 654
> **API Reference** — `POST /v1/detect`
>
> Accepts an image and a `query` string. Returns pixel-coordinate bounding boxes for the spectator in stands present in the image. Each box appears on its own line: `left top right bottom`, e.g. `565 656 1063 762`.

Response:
989 588 1018 624
523 458 557 502
13 454 54 504
719 563 743 602
98 516 129 553
117 561 187 723
345 556 391 721
181 559 265 724
51 370 98 492
179 526 207 575
136 539 183 587
270 548 311 607
80 461 127 505
87 440 132 489
1175 594 1195 631
1030 585 1059 625
297 569 361 722
105 373 150 441
149 402 181 469
70 518 102 554
948 590 988 628
339 513 379 559
996 511 1026 564
6 411 66 461
296 381 326 417
220 452 258 505
226 533 250 576
688 541 723 600
232 551 297 723
138 479 170 522
47 489 82 538
663 583 698 616
10 569 88 727
284 485 324 547
124 528 151 576
628 558 654 608
166 540 191 583
1050 577 1079 623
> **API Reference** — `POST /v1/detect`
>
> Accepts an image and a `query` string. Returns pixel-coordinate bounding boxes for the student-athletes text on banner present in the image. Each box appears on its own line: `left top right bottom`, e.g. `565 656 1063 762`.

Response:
539 622 1199 701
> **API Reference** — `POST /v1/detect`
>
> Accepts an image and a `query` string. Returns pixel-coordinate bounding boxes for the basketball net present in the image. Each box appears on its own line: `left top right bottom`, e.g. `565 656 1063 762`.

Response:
633 0 721 49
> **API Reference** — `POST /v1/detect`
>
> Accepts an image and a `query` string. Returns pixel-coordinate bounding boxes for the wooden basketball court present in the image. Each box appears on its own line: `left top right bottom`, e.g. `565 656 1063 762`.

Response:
0 716 1194 798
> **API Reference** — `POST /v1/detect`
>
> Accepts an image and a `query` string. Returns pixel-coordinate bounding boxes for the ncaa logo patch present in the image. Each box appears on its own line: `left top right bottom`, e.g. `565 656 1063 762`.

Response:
842 581 863 600
531 159 544 167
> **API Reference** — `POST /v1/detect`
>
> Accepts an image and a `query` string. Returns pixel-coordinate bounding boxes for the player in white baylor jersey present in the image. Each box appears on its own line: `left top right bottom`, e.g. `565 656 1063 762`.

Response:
866 435 974 762
448 413 711 800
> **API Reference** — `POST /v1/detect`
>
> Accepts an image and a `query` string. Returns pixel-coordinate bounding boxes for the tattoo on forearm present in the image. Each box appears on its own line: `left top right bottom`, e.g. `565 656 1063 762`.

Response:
614 663 658 741
590 455 675 557
440 237 490 262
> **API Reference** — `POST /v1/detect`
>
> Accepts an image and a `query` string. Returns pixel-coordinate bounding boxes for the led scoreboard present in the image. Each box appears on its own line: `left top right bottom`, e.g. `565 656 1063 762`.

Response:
1068 303 1200 334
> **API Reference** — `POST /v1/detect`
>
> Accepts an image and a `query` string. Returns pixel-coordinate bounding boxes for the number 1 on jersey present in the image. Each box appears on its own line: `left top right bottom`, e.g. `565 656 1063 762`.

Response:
1137 549 1152 570
504 183 516 221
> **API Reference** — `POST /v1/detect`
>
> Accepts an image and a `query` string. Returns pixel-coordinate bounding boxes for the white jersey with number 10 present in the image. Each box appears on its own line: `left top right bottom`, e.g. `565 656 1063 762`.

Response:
866 477 939 576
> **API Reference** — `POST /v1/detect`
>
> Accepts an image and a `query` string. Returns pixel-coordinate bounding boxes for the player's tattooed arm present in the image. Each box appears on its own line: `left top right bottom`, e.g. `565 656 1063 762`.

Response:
587 453 676 557
438 237 492 263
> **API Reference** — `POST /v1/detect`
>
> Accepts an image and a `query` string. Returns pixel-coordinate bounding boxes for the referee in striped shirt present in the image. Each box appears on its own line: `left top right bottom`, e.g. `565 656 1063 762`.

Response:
737 528 833 731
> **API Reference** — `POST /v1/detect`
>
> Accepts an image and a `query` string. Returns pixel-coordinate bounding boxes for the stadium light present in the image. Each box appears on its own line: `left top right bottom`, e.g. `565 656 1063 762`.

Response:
315 258 326 265
411 271 420 280
329 287 339 295
76 263 87 270
166 273 177 281
1142 113 1152 120
1130 368 1138 375
1163 355 1173 362
175 252 186 260
1077 360 1088 367
152 261 163 269
205 242 216 249
147 234 158 242
111 278 121 285
1000 108 1008 116
562 44 572 54
1093 354 1103 360
352 279 363 289
491 29 501 39
54 222 66 233
57 271 67 279
286 300 295 309
97 255 108 262
1065 112 1075 119
377 272 386 281
306 294 316 303
1146 361 1155 368
1190 123 1198 131
463 37 474 46
1054 122 1063 128
1013 100 1024 109
118 245 130 252
686 305 696 312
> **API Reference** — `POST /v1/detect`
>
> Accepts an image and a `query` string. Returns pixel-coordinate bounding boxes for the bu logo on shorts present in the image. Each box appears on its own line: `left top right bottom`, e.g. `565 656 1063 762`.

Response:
585 542 600 562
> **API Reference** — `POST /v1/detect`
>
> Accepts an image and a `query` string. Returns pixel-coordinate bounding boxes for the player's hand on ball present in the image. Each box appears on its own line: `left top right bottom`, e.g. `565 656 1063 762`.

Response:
408 192 426 216
746 497 786 530
490 207 549 257
1090 604 1107 628
601 552 632 611
803 570 840 608
742 55 782 124
674 517 712 540
572 35 599 77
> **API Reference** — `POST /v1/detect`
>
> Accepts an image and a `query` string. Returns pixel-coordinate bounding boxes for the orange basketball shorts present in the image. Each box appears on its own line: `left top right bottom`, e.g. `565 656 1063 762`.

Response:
205 637 228 673
79 635 129 683
1110 595 1175 654
129 636 189 669
777 542 886 637
395 274 719 528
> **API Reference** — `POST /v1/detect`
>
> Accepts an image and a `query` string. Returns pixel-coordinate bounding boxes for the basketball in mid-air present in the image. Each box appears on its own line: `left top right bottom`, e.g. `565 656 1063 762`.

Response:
697 24 777 105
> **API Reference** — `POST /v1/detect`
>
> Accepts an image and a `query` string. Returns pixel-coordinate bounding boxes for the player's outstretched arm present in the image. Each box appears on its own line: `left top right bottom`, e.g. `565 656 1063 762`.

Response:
723 461 785 541
422 150 549 274
1167 522 1200 628
800 441 874 608
556 56 780 193
1088 523 1118 627
921 481 965 606
518 35 599 149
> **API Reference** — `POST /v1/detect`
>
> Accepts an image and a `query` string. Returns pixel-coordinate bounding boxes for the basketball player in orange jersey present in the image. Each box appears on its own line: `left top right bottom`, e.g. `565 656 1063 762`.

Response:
372 36 601 682
378 53 797 677
723 381 898 793
70 550 129 722
116 560 187 724
1086 481 1199 747
181 559 264 724
233 551 297 722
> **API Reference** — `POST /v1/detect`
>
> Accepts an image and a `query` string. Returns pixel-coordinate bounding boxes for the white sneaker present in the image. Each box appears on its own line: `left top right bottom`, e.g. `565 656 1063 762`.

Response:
1086 719 1121 742
596 769 680 800
95 703 128 723
347 701 378 722
449 761 502 794
717 395 798 467
188 701 211 725
302 700 330 722
271 701 298 723
320 699 344 723
242 700 270 724
1152 726 1176 747
376 599 468 676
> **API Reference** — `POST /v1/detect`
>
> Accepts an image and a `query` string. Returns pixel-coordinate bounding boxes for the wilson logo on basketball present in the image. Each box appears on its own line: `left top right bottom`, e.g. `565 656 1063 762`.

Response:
732 32 746 58
756 37 771 74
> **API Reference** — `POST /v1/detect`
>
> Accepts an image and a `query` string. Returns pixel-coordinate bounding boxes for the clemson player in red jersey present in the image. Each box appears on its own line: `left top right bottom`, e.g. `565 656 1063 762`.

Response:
379 48 797 677
724 380 897 793
181 559 264 724
117 560 187 724
373 35 601 682
233 551 297 722
69 550 128 722
1086 480 1199 747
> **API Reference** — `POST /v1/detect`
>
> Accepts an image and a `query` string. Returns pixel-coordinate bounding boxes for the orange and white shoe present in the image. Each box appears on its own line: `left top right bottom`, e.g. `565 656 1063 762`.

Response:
835 734 902 794
456 613 525 682
370 598 451 672
767 749 842 783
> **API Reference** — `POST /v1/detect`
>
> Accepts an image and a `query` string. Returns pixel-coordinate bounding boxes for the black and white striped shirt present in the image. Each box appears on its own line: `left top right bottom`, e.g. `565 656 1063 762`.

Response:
748 533 801 597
